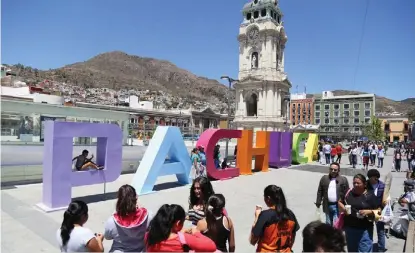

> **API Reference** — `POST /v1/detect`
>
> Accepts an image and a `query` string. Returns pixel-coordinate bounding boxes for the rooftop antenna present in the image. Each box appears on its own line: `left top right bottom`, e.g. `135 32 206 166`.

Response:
304 85 307 94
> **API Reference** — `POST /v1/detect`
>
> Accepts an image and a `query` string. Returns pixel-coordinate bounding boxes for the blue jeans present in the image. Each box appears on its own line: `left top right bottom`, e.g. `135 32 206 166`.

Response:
325 153 331 164
344 226 374 252
376 222 386 252
378 158 384 168
325 203 338 226
214 159 220 169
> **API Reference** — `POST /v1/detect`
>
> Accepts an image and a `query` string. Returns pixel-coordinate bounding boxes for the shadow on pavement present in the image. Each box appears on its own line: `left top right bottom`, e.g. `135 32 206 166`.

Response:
290 164 367 177
73 181 185 205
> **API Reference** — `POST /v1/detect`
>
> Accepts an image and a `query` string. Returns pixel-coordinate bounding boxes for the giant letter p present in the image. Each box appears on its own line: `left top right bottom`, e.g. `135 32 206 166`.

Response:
37 121 122 212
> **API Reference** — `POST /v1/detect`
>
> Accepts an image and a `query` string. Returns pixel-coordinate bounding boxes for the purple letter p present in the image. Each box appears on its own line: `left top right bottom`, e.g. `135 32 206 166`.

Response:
36 121 122 212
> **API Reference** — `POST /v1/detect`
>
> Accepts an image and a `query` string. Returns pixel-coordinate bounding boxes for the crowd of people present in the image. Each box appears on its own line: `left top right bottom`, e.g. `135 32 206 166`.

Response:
55 140 415 252
318 141 415 179
56 161 415 252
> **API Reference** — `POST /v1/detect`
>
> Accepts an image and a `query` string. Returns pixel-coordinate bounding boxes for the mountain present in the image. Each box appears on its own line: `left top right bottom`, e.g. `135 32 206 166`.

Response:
318 90 415 115
6 51 233 104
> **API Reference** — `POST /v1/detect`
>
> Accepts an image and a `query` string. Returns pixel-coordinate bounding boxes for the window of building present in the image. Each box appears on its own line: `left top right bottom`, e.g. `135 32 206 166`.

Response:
354 118 360 124
343 111 350 117
354 111 360 116
315 112 320 117
277 14 281 23
334 118 339 124
325 118 330 124
344 127 349 132
270 11 274 18
404 123 409 131
315 105 320 111
334 111 339 117
344 118 350 124
334 104 340 110
354 103 360 110
365 118 370 124
324 111 330 117
344 104 350 110
324 104 330 110
253 11 259 19
261 9 266 17
385 123 390 131
315 118 321 124
355 127 360 132
365 102 371 109
246 13 252 20
365 110 371 117
325 127 330 132
334 127 339 132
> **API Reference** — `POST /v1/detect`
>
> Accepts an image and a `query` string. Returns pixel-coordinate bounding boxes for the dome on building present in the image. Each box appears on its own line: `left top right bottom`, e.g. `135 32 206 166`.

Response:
243 0 278 12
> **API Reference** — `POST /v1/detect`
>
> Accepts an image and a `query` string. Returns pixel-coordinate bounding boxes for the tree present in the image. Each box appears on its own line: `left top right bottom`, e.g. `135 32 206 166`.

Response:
363 116 385 141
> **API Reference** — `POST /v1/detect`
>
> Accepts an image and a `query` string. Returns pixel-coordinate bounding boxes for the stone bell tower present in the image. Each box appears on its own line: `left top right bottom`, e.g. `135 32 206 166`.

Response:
233 0 291 132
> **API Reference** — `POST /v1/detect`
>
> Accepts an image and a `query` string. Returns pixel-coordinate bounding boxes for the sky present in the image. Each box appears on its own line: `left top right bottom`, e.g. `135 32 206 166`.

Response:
2 0 414 101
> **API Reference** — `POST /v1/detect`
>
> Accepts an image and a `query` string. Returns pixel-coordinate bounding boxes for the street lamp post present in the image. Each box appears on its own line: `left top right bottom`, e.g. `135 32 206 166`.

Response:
220 76 238 161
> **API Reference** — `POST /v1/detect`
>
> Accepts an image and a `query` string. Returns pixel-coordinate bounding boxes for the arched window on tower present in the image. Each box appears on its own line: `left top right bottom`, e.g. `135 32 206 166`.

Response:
251 52 259 69
246 93 258 116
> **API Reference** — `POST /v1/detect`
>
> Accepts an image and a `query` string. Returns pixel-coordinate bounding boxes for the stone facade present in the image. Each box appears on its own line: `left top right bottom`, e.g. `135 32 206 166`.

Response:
234 0 291 132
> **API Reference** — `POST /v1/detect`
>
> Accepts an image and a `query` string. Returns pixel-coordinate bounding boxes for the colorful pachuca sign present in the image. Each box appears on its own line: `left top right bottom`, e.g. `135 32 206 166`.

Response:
37 122 318 212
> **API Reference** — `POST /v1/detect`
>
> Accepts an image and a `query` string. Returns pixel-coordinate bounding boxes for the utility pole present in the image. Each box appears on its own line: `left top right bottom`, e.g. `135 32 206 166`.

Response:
190 105 195 147
220 76 238 160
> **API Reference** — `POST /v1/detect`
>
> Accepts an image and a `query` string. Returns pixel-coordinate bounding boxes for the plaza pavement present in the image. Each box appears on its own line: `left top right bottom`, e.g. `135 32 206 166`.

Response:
1 151 409 252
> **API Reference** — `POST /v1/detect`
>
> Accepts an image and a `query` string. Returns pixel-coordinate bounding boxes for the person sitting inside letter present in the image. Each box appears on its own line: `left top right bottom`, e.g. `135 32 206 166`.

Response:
73 149 103 171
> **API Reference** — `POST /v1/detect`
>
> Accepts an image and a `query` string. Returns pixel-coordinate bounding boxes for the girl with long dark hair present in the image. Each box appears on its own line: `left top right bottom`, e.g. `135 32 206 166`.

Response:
196 194 236 252
104 184 151 252
56 200 104 252
338 174 381 252
361 145 370 170
187 177 215 226
249 185 300 252
145 204 216 252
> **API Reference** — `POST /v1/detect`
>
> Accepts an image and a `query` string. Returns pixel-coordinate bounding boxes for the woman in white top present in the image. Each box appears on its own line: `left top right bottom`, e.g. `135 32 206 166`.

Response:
56 200 104 252
377 145 385 168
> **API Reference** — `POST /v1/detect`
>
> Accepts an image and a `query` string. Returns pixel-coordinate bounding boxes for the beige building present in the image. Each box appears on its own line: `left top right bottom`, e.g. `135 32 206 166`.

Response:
378 114 410 142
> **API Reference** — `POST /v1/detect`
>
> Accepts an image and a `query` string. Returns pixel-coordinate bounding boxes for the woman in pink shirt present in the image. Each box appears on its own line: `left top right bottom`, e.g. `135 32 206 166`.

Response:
145 204 216 252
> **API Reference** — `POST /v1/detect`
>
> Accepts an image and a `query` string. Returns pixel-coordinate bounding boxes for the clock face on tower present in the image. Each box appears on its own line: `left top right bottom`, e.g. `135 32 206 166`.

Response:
248 27 259 41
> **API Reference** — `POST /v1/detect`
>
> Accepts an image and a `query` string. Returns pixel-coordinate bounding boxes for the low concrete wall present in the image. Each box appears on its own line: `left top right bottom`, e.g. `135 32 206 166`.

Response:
1 160 140 186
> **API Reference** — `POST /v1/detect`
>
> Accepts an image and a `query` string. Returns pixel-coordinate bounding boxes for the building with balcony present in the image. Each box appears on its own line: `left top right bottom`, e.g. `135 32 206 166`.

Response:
377 114 410 142
313 91 376 141
75 102 224 140
289 93 314 125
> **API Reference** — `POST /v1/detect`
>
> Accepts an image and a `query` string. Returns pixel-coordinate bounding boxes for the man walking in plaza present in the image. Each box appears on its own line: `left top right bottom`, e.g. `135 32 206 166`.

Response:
315 162 350 226
323 142 332 165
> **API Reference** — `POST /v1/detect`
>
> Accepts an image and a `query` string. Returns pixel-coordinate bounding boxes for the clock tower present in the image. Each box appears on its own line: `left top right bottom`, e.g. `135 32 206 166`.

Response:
233 0 291 132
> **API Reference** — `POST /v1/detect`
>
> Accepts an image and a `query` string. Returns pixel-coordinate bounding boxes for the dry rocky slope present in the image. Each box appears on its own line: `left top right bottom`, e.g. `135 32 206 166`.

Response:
5 52 414 116
8 51 234 104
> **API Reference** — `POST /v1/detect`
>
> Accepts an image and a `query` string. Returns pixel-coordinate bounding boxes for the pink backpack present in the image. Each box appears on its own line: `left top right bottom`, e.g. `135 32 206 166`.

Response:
177 232 222 253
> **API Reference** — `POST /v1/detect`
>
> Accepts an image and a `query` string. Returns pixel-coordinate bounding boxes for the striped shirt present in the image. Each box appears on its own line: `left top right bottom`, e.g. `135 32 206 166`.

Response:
188 208 205 226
